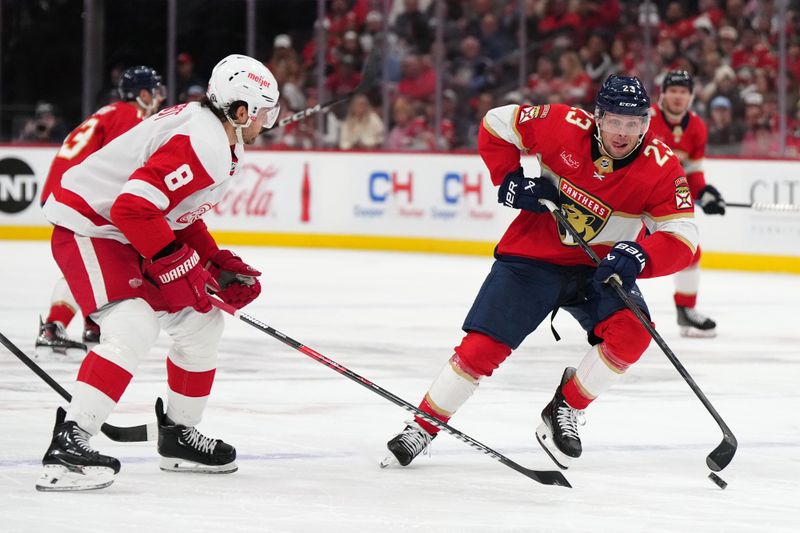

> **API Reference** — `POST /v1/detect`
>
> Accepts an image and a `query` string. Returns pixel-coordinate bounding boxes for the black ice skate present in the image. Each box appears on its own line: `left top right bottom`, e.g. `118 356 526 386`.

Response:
155 397 237 474
677 306 717 338
380 421 436 468
35 318 87 357
36 407 120 491
536 367 585 470
82 318 101 345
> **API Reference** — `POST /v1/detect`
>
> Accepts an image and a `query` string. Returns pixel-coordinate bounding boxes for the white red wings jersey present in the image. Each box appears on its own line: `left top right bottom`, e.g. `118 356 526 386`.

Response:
479 103 698 278
40 102 145 205
43 102 242 258
648 104 708 197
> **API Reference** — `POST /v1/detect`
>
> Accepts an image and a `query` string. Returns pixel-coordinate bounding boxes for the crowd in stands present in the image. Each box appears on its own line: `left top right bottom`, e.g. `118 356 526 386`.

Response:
16 0 800 158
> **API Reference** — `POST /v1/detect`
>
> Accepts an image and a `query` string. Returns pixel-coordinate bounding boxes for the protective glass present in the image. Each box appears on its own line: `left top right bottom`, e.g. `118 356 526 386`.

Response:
598 112 650 136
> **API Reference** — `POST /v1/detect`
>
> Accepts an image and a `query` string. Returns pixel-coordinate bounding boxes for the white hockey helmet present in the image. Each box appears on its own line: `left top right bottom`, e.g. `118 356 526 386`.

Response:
207 54 280 137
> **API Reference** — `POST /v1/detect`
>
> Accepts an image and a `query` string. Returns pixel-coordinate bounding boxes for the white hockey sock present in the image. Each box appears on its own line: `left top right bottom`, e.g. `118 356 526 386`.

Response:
66 382 118 436
166 391 209 427
424 356 481 417
572 344 627 404
674 264 700 299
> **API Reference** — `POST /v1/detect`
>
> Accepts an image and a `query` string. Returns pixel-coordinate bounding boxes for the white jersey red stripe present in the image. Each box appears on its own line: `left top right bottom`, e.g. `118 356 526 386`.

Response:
42 102 242 257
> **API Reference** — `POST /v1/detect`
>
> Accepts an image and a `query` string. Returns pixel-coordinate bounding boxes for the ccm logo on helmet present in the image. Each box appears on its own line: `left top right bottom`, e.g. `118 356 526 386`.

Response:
247 72 271 88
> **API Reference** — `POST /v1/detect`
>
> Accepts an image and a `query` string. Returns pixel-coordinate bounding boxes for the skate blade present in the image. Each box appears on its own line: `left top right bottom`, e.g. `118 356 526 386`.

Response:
535 423 572 471
35 464 115 492
679 326 717 338
379 454 400 469
34 345 87 359
159 457 238 474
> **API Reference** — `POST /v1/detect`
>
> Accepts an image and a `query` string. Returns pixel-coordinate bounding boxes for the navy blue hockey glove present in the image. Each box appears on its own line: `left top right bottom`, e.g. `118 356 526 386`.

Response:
698 184 726 215
593 241 648 292
497 167 558 213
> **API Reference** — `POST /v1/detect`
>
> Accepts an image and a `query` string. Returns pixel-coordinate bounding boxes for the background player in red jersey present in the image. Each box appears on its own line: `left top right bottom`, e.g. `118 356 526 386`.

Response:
382 76 699 471
36 54 280 491
649 70 725 337
35 66 166 356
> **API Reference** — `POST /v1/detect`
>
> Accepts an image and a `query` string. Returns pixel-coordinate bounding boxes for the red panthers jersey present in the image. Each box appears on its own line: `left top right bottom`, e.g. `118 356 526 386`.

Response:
478 103 698 278
648 104 707 198
40 102 145 205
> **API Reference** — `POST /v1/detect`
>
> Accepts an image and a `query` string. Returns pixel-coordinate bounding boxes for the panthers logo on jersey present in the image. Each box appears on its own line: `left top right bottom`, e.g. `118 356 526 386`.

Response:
556 178 611 245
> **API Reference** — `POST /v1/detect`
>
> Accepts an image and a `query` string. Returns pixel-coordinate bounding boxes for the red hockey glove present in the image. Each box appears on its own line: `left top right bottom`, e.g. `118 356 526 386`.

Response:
144 243 219 313
206 250 262 309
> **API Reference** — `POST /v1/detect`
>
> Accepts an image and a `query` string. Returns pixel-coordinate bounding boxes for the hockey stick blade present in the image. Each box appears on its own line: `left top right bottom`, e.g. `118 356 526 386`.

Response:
0 331 155 443
270 45 383 131
707 433 738 471
538 199 738 473
210 298 570 488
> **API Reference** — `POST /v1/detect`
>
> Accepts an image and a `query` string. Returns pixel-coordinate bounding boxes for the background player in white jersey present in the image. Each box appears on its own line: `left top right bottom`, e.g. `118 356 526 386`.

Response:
649 70 725 337
35 66 165 357
36 54 280 492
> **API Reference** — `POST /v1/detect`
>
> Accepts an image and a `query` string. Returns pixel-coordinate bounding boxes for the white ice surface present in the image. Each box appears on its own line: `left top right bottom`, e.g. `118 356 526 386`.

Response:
0 241 798 532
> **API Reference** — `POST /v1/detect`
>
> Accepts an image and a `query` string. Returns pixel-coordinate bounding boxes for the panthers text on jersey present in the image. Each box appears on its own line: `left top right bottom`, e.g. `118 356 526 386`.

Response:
479 103 699 278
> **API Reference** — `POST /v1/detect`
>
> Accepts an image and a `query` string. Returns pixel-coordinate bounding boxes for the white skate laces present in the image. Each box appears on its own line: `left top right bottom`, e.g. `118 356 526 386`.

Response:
555 405 585 440
181 427 218 454
395 422 433 459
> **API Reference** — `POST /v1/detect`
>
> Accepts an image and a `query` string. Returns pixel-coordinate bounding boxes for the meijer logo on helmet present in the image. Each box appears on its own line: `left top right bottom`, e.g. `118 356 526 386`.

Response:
246 72 271 88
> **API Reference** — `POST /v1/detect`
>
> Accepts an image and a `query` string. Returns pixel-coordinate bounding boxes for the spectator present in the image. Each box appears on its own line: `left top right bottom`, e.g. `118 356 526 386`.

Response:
557 50 593 106
326 55 363 98
268 34 299 75
464 0 497 38
338 30 365 70
581 33 616 89
397 55 437 102
386 97 435 150
339 94 385 150
17 102 68 143
326 0 357 36
462 91 496 149
742 91 765 130
539 0 582 44
478 12 515 61
717 26 738 61
360 10 386 53
706 95 745 155
706 65 744 116
394 0 433 54
528 55 562 103
175 53 203 103
450 36 495 99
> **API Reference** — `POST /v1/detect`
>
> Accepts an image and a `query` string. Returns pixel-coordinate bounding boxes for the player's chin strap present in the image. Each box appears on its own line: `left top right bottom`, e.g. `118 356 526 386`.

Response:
136 94 161 118
226 116 251 145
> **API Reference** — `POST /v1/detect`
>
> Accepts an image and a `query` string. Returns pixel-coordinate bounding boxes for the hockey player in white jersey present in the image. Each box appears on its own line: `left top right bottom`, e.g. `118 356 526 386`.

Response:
36 54 280 491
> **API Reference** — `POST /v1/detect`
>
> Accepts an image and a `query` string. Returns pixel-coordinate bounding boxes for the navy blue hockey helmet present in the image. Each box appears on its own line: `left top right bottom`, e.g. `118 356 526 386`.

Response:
118 65 165 101
662 70 694 93
595 75 651 117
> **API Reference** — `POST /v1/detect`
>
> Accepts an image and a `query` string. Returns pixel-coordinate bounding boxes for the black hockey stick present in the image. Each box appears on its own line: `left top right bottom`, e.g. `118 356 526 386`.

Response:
264 44 383 132
539 199 737 472
0 331 156 443
210 298 570 488
726 202 800 212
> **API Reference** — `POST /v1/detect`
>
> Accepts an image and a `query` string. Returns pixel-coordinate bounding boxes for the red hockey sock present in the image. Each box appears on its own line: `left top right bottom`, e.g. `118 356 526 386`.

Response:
47 303 76 327
414 396 450 436
674 292 697 308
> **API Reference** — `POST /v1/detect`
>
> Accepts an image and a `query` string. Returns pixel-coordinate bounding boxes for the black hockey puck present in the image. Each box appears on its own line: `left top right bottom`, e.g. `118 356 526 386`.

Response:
708 472 727 490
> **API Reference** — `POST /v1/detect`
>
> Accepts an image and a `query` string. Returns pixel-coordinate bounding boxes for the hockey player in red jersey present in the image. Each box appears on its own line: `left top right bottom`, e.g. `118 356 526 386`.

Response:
36 54 281 491
382 76 698 471
649 70 725 337
35 66 166 357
